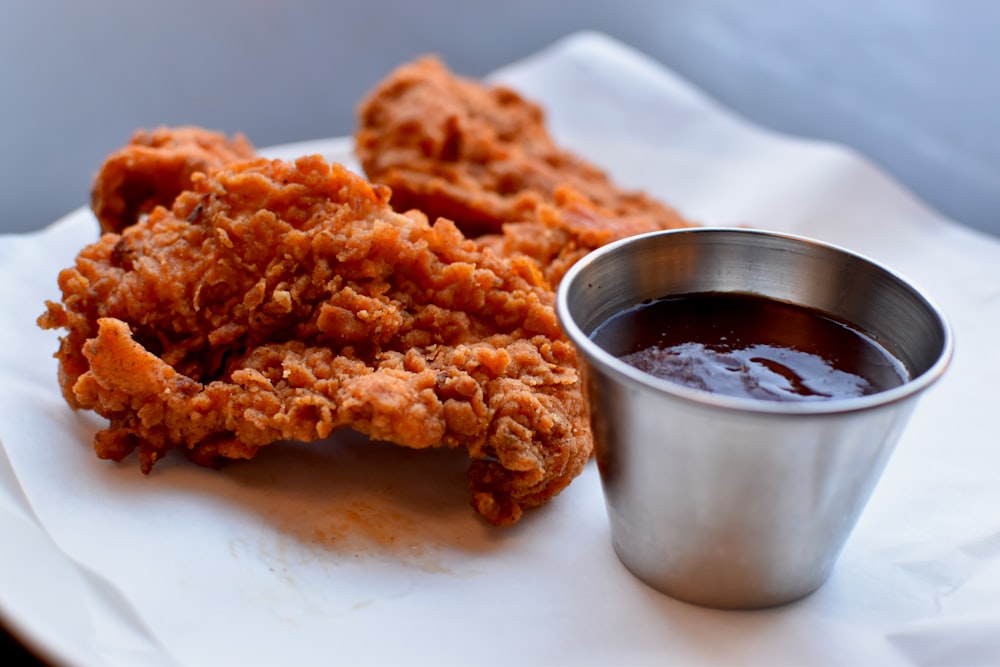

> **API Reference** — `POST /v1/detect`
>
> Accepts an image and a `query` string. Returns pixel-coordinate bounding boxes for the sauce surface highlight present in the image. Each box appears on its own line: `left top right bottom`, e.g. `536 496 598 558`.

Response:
590 292 908 402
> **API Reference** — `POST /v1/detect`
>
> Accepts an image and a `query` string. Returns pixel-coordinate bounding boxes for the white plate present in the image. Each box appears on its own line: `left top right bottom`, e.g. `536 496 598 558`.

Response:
3 32 1000 667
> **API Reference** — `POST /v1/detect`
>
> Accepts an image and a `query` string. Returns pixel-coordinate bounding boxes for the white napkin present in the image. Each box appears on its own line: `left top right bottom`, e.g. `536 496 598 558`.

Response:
2 31 998 667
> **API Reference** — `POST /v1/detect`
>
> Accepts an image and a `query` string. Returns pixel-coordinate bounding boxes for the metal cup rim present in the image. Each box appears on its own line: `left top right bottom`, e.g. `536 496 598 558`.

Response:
555 226 954 417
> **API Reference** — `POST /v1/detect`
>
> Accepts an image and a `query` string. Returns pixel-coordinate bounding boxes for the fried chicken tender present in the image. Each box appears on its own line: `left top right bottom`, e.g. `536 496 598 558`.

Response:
90 126 256 234
355 56 690 252
40 155 591 526
478 186 695 287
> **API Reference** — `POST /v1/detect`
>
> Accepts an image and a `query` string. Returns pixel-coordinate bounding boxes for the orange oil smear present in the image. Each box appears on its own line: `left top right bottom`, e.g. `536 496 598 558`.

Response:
229 433 493 573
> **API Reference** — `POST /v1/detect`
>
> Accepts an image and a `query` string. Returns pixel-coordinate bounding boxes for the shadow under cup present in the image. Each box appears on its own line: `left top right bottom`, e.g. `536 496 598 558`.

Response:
556 228 953 609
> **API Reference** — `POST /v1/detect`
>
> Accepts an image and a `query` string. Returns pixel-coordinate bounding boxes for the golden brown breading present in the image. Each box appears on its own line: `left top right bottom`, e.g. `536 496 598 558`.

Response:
40 155 591 526
355 56 689 244
479 186 694 287
90 125 256 234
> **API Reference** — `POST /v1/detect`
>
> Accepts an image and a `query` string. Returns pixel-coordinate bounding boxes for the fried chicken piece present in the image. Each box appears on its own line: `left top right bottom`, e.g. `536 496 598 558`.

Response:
39 155 591 526
90 125 256 234
355 56 689 243
479 186 694 287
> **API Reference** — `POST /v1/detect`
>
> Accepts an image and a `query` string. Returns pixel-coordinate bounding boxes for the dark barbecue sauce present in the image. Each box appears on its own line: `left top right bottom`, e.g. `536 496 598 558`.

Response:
590 292 909 402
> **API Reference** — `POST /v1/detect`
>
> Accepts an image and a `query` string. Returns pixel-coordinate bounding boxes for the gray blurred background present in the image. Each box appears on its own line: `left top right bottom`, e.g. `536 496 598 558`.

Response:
1 0 997 236
3 0 998 238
